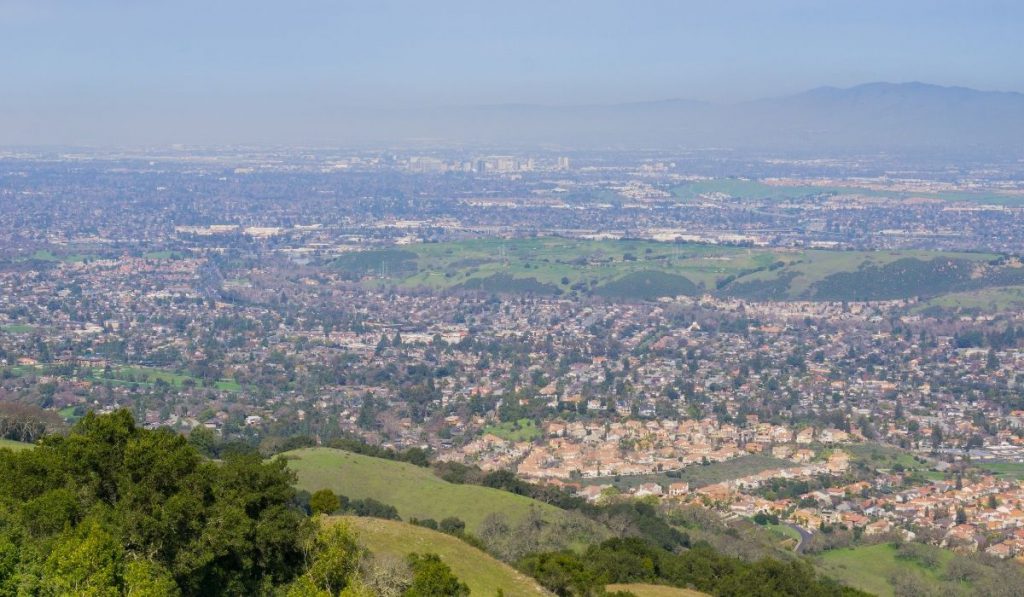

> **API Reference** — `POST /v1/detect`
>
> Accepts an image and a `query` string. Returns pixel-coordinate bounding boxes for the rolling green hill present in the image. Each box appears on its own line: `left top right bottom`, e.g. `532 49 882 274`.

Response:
340 516 551 596
328 238 1021 302
284 448 582 534
813 544 951 597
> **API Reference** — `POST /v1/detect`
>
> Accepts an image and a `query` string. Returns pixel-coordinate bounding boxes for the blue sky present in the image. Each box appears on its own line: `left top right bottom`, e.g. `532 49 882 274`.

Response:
2 0 1022 144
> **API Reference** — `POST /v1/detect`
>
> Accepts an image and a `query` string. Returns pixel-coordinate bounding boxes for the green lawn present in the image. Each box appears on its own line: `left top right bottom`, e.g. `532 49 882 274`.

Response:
977 461 1024 479
483 418 541 442
814 543 951 597
341 516 550 596
28 249 95 263
6 362 240 393
86 366 241 392
1 324 35 334
284 448 576 534
0 439 34 451
142 250 184 260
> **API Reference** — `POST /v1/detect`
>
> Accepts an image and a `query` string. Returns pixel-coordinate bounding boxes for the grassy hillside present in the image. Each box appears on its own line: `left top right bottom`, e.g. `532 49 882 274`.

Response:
328 238 1017 302
916 285 1024 314
814 543 952 597
607 584 709 597
341 516 551 596
284 447 575 534
0 439 33 451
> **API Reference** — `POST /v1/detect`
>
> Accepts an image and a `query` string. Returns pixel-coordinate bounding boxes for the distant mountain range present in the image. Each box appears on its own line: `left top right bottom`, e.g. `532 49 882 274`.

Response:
343 82 1024 153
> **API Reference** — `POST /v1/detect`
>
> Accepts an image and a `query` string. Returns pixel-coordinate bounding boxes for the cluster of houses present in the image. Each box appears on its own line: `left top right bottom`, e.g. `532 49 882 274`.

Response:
440 416 850 481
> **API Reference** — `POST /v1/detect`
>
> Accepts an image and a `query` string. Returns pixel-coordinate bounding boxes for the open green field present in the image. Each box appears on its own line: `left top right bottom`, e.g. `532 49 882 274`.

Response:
845 442 932 473
814 543 953 597
0 439 33 451
671 178 1024 206
483 418 541 442
977 461 1024 479
1 324 35 334
142 250 185 260
916 285 1024 313
5 362 241 392
607 584 708 597
330 238 1017 302
27 249 96 263
88 366 242 392
285 448 576 534
340 516 551 596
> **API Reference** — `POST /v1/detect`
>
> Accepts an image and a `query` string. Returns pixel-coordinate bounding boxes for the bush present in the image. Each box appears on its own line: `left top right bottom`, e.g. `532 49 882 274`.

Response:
405 553 469 597
439 517 466 535
310 488 341 515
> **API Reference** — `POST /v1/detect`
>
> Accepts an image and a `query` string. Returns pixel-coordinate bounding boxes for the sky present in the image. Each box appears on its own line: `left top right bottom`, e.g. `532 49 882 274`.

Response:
2 0 1022 145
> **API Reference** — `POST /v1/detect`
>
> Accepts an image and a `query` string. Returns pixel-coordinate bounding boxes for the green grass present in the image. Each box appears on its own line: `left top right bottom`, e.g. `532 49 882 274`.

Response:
339 238 759 294
814 544 952 597
845 442 931 473
483 418 541 442
329 237 1014 302
284 448 575 534
606 584 708 597
976 461 1024 479
1 324 35 334
916 285 1024 314
87 366 241 392
7 363 241 392
340 516 550 596
142 250 184 260
28 249 95 263
0 439 34 451
762 522 801 542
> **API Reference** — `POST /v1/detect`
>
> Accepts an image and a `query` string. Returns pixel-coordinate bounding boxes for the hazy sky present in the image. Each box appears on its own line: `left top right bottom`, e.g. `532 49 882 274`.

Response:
2 0 1022 145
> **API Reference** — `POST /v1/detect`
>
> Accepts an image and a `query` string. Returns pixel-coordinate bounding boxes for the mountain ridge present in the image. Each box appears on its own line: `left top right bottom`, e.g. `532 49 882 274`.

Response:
348 82 1024 153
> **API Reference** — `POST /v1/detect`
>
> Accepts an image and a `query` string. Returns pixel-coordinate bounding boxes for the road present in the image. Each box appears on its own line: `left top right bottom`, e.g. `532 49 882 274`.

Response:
785 523 814 553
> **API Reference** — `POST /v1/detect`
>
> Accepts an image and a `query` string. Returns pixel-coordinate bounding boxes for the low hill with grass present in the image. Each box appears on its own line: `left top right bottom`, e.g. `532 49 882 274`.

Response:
327 237 1024 302
284 447 581 534
812 542 1024 596
341 516 551 596
814 543 949 596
